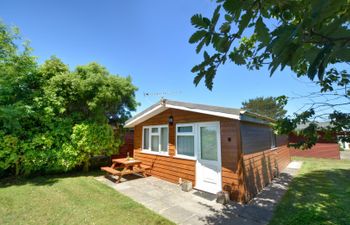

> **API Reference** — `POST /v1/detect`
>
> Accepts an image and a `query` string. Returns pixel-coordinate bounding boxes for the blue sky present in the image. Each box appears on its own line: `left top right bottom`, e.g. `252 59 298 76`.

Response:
1 0 324 115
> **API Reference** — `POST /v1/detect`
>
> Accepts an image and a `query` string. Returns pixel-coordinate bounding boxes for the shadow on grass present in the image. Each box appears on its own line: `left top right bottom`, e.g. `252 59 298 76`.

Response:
0 169 105 188
269 168 350 225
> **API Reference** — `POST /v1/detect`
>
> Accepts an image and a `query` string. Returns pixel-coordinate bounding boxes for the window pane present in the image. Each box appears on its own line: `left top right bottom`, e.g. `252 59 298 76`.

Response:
177 136 194 156
151 135 159 152
177 126 193 133
271 132 276 148
143 128 149 149
151 128 158 133
160 127 168 152
200 126 218 161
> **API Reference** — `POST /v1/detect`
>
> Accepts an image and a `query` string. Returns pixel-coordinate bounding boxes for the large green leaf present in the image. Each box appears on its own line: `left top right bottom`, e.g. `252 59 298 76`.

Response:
333 48 350 62
205 66 216 90
193 71 205 86
196 38 206 53
223 0 243 19
191 14 210 29
189 30 207 44
213 36 230 53
220 22 231 33
229 51 246 65
307 44 333 80
238 11 253 35
255 17 270 44
211 5 221 29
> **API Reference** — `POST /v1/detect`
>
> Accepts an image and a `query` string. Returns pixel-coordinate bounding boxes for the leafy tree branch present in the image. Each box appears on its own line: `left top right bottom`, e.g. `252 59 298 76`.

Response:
189 0 350 148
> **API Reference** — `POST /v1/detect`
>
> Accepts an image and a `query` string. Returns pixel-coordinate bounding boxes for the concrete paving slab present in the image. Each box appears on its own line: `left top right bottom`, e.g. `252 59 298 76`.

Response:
179 215 208 225
142 199 176 213
121 189 155 203
96 160 301 225
340 151 350 160
161 205 195 224
166 193 193 205
144 189 170 199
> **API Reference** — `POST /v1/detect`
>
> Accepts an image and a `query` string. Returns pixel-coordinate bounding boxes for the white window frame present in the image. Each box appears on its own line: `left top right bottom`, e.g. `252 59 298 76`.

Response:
142 125 169 155
175 123 197 160
271 131 277 149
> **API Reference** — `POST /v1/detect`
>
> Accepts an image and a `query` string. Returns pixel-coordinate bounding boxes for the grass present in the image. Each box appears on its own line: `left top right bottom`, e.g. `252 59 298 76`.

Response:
2 158 349 225
269 157 350 225
0 172 174 225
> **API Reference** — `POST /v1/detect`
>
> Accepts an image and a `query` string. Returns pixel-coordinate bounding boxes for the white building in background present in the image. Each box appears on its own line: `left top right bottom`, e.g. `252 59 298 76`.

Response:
339 139 350 150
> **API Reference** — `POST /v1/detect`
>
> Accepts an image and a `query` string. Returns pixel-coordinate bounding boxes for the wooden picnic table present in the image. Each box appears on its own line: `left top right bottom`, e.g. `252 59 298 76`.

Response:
101 158 150 183
111 158 142 169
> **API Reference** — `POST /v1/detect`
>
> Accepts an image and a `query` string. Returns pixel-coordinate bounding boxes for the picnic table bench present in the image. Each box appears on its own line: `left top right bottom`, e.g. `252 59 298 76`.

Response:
101 158 151 183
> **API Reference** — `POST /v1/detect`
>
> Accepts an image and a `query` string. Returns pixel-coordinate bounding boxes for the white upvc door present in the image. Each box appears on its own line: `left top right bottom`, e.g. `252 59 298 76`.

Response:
195 122 222 194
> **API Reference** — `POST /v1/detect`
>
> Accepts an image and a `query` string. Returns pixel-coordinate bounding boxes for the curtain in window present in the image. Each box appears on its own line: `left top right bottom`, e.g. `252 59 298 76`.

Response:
160 127 168 152
177 136 194 156
151 135 159 151
143 128 149 149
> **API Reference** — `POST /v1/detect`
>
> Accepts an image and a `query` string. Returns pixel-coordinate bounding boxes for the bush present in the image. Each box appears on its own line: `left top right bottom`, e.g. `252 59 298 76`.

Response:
70 123 120 172
0 21 137 177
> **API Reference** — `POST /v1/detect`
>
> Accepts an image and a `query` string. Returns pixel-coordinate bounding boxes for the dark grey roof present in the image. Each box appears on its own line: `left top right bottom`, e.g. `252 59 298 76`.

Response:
165 99 242 115
166 99 275 122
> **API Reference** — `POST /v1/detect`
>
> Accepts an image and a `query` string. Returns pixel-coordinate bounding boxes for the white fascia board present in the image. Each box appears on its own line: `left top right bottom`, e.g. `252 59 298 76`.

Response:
165 104 240 120
125 102 242 128
124 104 165 128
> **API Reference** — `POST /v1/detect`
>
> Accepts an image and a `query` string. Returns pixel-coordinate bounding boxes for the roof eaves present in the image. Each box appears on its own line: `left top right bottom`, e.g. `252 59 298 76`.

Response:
124 99 275 128
240 110 275 123
124 100 163 128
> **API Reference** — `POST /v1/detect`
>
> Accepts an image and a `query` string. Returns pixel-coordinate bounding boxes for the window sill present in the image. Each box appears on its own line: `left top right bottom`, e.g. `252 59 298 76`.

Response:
173 155 196 161
140 150 169 157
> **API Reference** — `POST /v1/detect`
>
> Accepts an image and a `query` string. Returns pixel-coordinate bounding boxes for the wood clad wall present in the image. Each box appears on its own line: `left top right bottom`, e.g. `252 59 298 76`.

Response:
242 146 291 201
133 109 246 201
221 119 246 202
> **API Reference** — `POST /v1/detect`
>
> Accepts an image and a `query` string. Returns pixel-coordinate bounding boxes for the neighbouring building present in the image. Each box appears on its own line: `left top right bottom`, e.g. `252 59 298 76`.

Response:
289 122 345 159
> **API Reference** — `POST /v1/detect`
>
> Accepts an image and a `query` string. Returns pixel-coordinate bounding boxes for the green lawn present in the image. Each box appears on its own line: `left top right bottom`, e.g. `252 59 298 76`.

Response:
0 172 173 225
269 157 350 225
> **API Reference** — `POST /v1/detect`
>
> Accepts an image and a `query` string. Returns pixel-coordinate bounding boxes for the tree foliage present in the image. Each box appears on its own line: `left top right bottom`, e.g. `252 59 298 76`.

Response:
189 0 350 148
70 123 118 172
241 96 287 120
0 21 137 176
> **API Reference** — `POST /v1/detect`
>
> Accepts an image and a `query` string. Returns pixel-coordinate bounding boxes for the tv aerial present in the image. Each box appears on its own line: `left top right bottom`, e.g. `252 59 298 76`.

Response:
143 91 182 99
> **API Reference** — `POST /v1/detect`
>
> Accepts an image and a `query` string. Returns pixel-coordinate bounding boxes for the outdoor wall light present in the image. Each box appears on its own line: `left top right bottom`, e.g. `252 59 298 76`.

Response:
168 115 174 125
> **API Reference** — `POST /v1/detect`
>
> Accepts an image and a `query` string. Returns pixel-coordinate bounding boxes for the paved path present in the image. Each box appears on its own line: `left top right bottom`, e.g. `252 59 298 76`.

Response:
340 151 350 160
96 161 302 225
